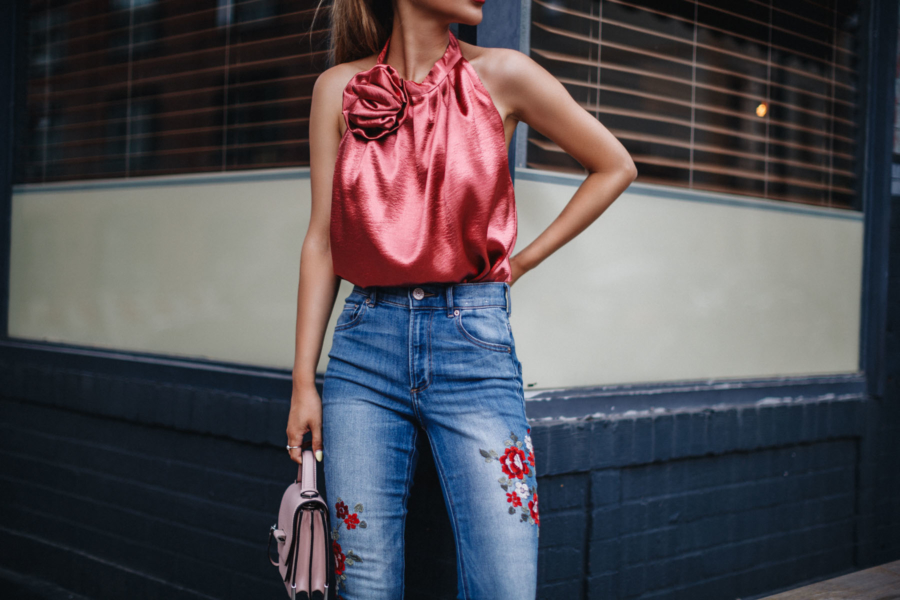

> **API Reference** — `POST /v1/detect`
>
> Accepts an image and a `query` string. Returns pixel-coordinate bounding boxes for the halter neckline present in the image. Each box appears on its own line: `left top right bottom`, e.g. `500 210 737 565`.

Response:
376 30 460 96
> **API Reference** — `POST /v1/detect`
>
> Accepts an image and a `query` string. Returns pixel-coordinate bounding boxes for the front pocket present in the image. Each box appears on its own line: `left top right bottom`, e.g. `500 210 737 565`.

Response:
334 300 368 332
455 307 512 353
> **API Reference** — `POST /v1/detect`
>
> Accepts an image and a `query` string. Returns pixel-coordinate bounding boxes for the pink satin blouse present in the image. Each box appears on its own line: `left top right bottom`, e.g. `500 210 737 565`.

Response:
330 30 517 288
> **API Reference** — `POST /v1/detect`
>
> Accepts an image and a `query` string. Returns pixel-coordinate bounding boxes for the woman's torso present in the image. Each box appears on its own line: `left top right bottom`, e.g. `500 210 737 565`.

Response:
330 30 518 288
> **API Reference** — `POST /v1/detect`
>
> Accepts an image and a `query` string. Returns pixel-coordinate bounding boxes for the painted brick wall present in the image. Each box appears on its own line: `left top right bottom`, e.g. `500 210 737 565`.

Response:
859 191 900 565
0 362 882 600
530 399 865 600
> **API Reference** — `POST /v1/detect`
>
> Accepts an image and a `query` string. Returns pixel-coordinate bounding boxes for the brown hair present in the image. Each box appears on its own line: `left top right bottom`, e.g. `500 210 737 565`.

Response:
311 0 395 66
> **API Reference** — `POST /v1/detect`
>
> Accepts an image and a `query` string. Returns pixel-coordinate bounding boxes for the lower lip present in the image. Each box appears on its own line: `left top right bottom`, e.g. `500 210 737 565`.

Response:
472 0 485 4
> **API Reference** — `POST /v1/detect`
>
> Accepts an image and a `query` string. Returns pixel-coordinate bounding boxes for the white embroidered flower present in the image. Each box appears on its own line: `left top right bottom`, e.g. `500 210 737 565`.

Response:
515 481 530 500
524 434 533 452
513 452 523 470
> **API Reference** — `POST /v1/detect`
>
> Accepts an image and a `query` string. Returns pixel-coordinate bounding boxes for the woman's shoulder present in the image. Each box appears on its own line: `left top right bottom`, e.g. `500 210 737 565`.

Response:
457 41 534 125
316 53 379 99
314 54 380 137
458 41 537 90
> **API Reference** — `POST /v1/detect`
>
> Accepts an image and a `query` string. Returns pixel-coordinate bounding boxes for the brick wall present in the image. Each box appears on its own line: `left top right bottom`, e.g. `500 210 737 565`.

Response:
532 399 865 600
0 360 886 600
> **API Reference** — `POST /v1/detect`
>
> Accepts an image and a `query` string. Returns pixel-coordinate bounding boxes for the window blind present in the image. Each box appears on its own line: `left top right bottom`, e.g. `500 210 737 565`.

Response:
19 0 329 183
527 0 860 210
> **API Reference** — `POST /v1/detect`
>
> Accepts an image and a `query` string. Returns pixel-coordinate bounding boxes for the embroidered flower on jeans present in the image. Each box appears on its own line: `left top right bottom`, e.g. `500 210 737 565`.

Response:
332 497 367 595
478 429 540 532
332 540 346 577
344 513 360 529
529 491 540 526
524 428 535 467
515 481 530 501
500 445 530 480
344 64 410 140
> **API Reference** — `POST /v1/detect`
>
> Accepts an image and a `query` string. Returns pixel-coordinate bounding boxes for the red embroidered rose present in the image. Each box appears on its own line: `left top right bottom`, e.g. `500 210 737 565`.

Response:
506 491 522 507
527 450 535 467
500 446 529 480
332 540 346 576
344 64 410 140
335 500 349 520
529 491 540 526
344 513 360 529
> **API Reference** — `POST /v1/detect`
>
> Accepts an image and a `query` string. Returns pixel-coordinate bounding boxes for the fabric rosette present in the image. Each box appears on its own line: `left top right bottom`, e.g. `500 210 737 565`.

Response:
344 63 410 141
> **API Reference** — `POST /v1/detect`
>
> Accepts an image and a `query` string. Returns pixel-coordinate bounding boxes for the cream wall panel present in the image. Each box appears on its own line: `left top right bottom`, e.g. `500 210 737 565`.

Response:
9 170 347 374
511 171 863 392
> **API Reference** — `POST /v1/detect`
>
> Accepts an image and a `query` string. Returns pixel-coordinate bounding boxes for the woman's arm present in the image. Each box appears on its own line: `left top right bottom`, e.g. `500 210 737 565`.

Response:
486 49 638 285
286 64 352 466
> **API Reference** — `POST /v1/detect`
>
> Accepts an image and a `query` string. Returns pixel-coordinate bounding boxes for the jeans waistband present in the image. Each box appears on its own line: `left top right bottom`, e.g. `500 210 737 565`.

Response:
351 281 511 316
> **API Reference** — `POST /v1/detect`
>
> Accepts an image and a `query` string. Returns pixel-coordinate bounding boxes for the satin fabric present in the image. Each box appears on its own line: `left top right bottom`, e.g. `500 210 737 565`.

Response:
331 30 517 288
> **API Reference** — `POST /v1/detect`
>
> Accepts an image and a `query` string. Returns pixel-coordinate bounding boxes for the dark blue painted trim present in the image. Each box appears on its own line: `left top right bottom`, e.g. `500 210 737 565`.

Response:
0 339 294 400
523 372 866 420
0 0 19 339
858 0 898 400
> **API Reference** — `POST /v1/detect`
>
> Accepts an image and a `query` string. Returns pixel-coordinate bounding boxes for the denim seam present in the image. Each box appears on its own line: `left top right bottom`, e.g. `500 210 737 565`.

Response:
427 309 434 391
514 353 526 417
408 309 415 392
424 430 471 600
454 304 508 310
410 389 424 426
400 425 419 600
410 312 435 394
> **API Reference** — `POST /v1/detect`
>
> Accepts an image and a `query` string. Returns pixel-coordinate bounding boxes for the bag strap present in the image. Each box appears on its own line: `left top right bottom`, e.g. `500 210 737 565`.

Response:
298 448 318 494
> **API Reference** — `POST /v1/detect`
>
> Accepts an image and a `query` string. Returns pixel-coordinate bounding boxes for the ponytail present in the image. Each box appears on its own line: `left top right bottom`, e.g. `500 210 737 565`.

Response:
311 0 394 66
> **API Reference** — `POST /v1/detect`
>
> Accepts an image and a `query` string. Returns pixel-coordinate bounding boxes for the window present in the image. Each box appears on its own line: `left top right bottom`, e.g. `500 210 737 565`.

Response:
19 0 328 183
527 0 861 209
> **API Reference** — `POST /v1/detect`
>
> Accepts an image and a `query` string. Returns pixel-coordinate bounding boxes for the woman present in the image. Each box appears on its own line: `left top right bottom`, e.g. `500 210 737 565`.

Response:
287 0 637 597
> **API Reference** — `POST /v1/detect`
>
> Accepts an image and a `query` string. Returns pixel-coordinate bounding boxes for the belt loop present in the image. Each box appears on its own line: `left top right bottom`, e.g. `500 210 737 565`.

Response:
505 282 511 316
369 286 378 307
446 284 455 317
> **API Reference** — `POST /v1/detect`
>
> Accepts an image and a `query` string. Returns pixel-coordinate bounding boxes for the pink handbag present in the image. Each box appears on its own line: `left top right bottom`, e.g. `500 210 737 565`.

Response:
268 448 336 599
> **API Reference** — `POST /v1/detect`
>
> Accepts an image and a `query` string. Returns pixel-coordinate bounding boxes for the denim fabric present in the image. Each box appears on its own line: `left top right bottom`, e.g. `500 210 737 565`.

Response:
323 281 539 600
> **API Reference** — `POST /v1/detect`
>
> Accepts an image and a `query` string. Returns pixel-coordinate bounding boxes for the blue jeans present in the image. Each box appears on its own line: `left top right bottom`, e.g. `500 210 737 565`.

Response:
323 281 539 600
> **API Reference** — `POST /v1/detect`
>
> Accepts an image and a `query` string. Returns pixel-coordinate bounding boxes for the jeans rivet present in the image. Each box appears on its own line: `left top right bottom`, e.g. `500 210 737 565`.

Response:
454 309 460 316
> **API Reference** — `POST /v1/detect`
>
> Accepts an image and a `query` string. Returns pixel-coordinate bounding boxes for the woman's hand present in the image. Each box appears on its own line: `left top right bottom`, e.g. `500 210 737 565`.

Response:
286 381 324 465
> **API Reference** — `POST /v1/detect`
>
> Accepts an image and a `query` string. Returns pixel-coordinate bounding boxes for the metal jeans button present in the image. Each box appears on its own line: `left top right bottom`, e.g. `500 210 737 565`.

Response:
413 287 425 300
